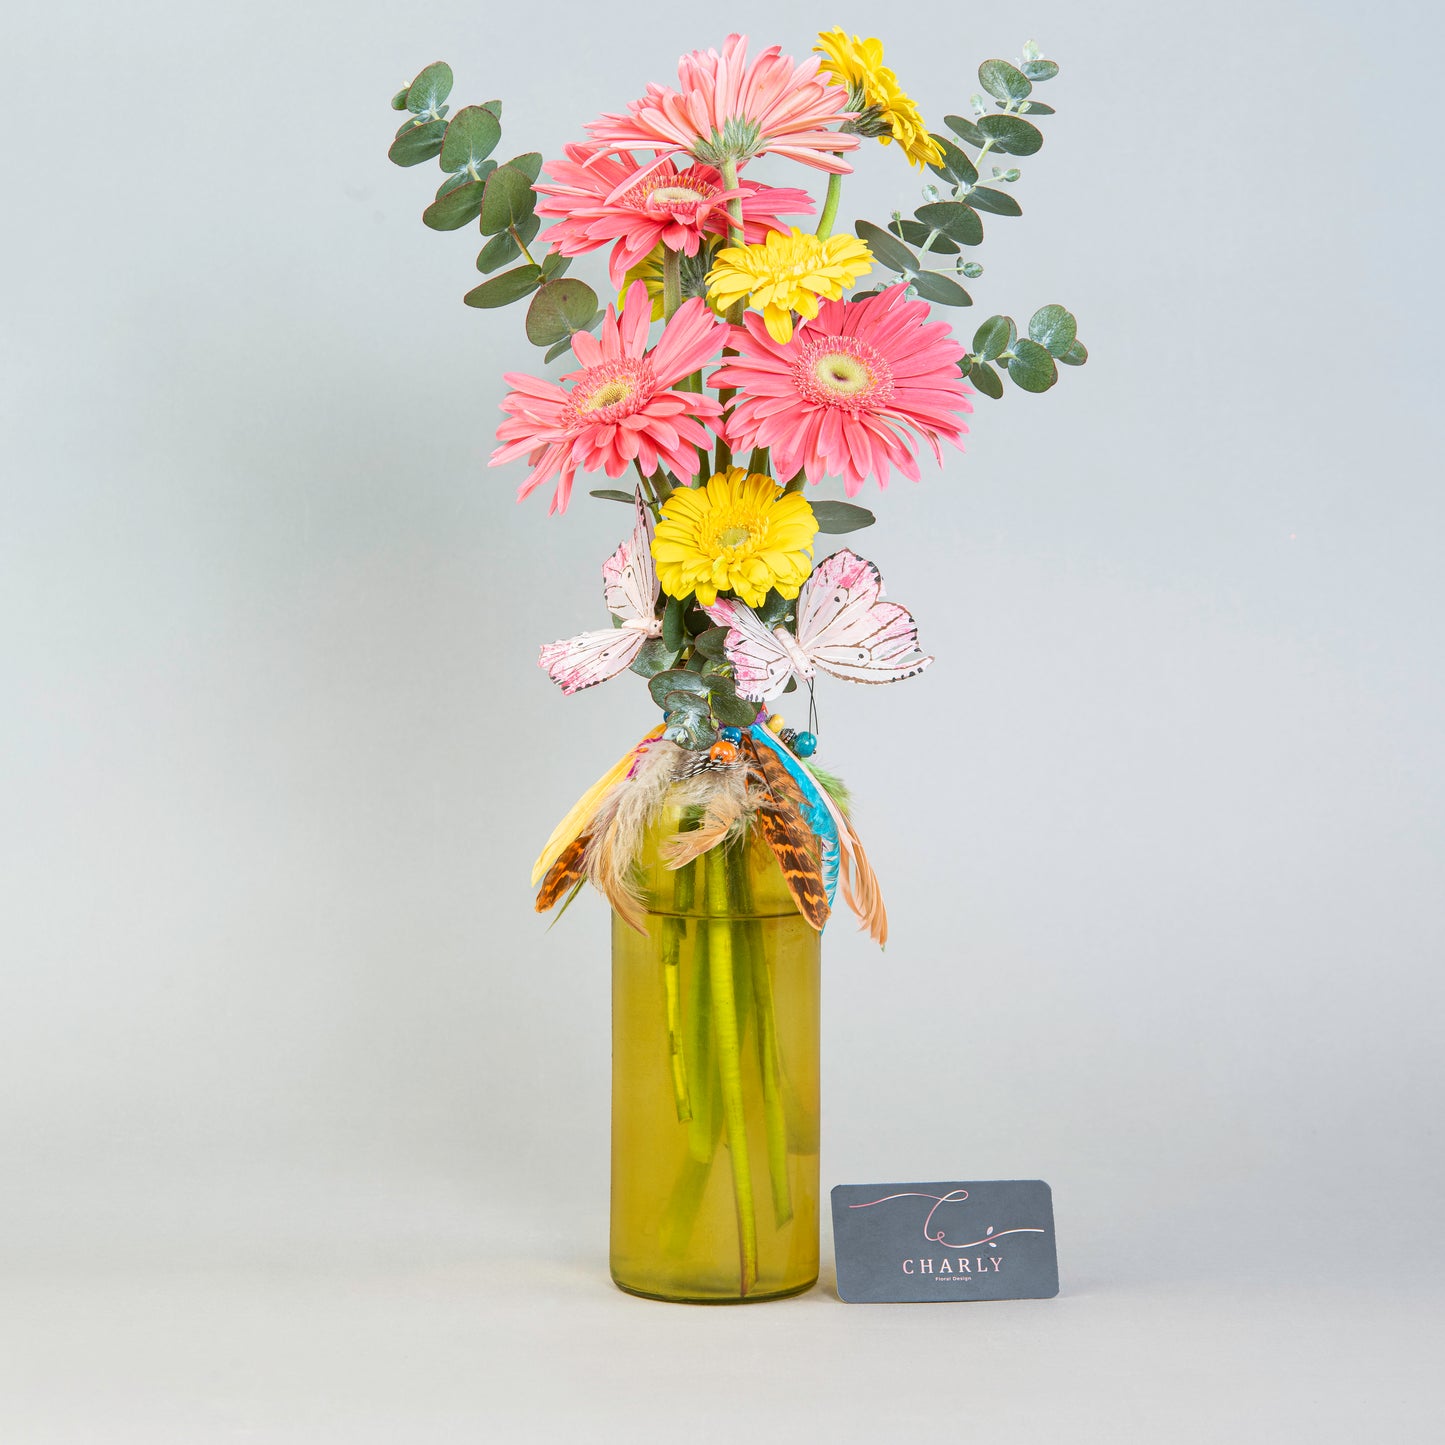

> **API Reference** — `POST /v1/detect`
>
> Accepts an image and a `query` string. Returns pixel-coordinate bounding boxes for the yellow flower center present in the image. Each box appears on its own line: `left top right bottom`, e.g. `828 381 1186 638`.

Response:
717 524 754 548
648 185 706 205
813 352 872 395
580 377 634 411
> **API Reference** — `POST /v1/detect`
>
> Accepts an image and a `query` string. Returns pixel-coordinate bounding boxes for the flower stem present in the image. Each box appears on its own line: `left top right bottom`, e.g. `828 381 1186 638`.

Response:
815 172 843 240
704 843 758 1295
719 159 746 249
746 447 770 477
661 244 682 321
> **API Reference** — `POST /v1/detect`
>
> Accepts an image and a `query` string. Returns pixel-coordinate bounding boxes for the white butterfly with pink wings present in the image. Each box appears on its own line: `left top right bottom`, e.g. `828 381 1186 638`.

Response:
704 548 933 702
538 490 661 695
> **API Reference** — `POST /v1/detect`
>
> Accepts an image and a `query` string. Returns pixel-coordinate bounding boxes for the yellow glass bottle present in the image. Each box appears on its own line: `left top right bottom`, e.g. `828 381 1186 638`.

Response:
610 803 821 1303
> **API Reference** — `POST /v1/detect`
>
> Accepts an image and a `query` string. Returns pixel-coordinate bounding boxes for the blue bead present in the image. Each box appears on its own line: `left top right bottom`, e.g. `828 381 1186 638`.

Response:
718 726 743 744
793 730 817 757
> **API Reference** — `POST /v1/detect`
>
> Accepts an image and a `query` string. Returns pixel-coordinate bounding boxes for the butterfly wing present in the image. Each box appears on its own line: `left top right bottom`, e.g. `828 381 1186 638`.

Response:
795 548 933 687
704 598 796 701
603 489 659 624
539 626 649 694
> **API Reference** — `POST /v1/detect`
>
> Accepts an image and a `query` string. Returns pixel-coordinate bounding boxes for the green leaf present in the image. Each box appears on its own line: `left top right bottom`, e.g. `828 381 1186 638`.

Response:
927 133 978 186
439 105 502 173
976 113 1044 157
437 165 492 200
969 360 1004 399
462 263 542 309
1059 338 1089 367
1020 58 1060 83
810 500 876 534
543 335 576 363
1006 338 1058 393
525 278 599 347
694 626 731 658
390 88 411 112
651 668 710 708
972 314 1016 360
891 219 959 255
1018 100 1055 115
541 251 572 279
387 118 446 167
979 59 1032 101
944 114 988 148
422 178 488 231
588 489 635 503
756 590 791 628
507 151 544 183
966 186 1023 217
481 99 503 119
855 219 918 276
662 596 686 652
711 689 761 728
1028 303 1077 357
404 62 454 116
909 271 973 307
475 213 539 272
915 201 984 247
629 638 679 680
478 164 538 236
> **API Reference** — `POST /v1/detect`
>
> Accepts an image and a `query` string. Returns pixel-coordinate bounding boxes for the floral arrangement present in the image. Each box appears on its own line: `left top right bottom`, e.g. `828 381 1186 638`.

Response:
386 32 1087 944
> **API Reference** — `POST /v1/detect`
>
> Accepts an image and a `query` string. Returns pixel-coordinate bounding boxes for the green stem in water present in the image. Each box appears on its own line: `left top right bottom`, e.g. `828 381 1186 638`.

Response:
815 171 843 240
704 843 758 1295
662 819 701 1123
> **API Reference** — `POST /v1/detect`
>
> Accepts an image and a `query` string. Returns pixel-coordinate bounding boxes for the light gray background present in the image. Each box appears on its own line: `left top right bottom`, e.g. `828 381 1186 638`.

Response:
3 0 1441 1440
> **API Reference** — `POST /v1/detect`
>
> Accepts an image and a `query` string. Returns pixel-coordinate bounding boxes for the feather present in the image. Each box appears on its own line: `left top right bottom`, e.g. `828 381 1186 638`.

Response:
534 833 589 913
807 761 852 818
530 726 664 885
747 724 840 901
837 819 888 946
584 738 689 933
754 800 831 931
660 772 748 868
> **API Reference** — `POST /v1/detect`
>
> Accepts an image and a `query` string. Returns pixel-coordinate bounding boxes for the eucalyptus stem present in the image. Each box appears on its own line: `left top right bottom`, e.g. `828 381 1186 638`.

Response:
704 843 758 1295
508 224 537 266
815 171 843 239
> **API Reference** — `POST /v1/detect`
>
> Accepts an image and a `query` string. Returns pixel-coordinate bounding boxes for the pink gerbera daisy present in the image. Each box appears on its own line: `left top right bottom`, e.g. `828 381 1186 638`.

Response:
535 145 815 288
711 284 973 496
586 34 860 173
490 282 725 514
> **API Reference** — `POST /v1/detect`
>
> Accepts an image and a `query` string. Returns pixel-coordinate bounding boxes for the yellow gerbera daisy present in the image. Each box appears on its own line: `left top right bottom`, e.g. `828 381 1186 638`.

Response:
652 470 818 607
706 229 873 344
814 29 944 170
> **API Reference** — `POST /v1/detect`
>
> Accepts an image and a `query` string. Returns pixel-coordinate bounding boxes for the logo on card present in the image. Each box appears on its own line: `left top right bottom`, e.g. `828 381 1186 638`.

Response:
849 1187 1045 1279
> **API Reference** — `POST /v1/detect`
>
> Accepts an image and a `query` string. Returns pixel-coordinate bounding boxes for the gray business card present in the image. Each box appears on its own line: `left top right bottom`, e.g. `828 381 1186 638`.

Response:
831 1180 1059 1303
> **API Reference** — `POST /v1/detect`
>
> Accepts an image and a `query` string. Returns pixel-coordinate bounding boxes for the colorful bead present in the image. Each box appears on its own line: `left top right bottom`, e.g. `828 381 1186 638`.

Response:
779 727 798 747
709 739 741 764
793 730 818 757
767 714 786 733
718 726 743 744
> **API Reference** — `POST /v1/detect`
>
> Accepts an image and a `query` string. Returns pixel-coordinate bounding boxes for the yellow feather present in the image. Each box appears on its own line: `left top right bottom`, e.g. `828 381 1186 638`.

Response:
530 727 664 885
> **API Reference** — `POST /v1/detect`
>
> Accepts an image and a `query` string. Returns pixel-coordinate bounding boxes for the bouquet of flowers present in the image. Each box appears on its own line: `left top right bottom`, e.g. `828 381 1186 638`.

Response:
387 30 1086 1301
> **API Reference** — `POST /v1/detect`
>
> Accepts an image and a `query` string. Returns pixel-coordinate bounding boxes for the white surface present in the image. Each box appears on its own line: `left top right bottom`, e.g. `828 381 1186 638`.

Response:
3 0 1442 1437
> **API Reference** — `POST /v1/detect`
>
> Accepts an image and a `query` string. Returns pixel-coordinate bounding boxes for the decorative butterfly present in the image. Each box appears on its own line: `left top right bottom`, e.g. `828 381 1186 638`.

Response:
704 548 932 702
538 490 661 695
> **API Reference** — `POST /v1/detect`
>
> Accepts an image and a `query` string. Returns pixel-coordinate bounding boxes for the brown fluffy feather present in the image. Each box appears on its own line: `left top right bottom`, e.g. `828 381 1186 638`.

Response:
535 832 590 913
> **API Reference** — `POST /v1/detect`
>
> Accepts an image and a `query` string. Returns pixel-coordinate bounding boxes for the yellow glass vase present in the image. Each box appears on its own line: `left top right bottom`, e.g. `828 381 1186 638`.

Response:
610 803 821 1303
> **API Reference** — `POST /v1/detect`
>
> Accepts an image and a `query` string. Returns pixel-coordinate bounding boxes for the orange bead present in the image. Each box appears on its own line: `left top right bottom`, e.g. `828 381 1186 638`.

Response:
709 739 741 764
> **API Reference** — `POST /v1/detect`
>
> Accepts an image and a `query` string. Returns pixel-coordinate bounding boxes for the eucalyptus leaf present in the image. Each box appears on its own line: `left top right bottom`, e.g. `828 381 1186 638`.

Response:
439 105 502 172
1018 100 1055 115
629 638 679 679
909 271 973 307
969 360 1005 399
404 61 453 116
944 114 988 148
915 201 984 247
694 626 731 658
475 213 539 272
543 335 576 363
890 219 959 255
462 263 542 309
711 690 761 728
649 669 709 707
1007 338 1058 392
1020 58 1060 82
589 489 635 503
478 164 537 236
979 59 1032 101
683 652 708 675
810 500 876 534
662 596 686 652
507 151 544 183
481 99 503 118
525 278 599 347
854 219 918 276
972 314 1017 360
541 251 572 279
976 113 1044 157
967 186 1023 217
387 118 446 167
390 88 411 111
756 591 791 628
1059 338 1089 367
927 133 978 186
1028 303 1077 357
422 178 487 231
684 606 711 636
